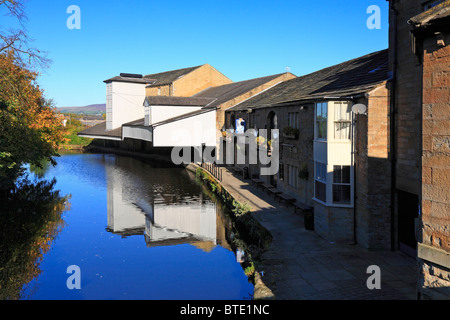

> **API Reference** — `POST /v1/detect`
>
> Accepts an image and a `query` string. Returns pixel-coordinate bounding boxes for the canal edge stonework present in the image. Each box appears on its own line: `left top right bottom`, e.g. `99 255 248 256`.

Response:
185 163 276 300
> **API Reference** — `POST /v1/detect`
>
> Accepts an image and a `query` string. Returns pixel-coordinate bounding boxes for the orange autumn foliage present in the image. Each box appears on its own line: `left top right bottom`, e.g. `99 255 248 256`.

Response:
0 53 65 150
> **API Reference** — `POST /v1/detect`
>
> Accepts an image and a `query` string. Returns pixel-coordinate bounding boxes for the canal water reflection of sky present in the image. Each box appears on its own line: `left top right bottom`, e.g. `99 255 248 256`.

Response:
22 153 253 300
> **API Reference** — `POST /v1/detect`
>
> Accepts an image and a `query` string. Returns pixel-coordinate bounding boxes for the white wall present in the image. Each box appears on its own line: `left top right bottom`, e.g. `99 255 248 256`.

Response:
152 110 217 147
146 105 202 126
122 125 152 142
109 81 147 130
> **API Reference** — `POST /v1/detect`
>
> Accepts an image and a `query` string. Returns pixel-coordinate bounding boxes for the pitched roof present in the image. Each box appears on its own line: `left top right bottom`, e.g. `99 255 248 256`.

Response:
144 65 203 87
103 66 204 85
144 96 215 107
103 75 155 84
229 49 389 111
77 121 122 139
193 73 292 109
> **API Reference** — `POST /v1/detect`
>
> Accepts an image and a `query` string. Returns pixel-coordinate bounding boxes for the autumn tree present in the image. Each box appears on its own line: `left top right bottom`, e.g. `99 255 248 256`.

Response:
0 53 65 192
0 1 64 193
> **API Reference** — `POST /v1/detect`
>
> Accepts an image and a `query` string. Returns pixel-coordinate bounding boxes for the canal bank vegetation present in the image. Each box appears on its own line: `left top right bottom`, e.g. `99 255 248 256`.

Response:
60 117 93 150
195 167 272 284
0 1 67 196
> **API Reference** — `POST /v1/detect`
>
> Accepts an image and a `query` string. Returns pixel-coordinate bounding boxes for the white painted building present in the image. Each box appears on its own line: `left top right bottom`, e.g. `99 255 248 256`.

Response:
104 74 153 131
121 96 218 147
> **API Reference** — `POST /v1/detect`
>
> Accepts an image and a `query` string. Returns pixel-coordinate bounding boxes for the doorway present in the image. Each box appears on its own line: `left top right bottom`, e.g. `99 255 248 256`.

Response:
397 190 419 257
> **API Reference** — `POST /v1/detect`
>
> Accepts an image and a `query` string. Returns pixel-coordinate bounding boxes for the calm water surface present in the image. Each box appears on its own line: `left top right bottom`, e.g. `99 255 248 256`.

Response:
18 153 253 300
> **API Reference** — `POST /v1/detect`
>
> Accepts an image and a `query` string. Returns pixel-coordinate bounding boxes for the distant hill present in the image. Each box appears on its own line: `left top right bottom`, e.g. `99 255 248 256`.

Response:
58 104 106 115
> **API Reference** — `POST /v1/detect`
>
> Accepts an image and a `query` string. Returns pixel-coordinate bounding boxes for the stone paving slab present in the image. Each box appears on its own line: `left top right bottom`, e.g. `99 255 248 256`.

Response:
216 167 418 300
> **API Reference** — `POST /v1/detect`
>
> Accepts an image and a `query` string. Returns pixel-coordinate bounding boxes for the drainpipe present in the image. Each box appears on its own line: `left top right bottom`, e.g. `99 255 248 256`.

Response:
352 109 357 245
389 1 398 252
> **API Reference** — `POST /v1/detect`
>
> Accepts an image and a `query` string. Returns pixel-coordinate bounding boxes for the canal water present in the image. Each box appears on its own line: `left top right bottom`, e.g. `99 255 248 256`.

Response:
2 152 254 300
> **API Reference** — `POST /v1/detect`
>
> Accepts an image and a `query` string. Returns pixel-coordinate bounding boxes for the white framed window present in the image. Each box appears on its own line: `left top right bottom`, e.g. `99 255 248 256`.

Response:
314 162 327 202
315 102 327 140
332 165 351 204
334 102 351 140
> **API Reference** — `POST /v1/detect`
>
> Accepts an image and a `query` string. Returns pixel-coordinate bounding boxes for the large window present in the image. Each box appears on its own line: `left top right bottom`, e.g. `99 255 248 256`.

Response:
314 162 327 202
334 102 351 140
333 165 351 204
316 102 327 140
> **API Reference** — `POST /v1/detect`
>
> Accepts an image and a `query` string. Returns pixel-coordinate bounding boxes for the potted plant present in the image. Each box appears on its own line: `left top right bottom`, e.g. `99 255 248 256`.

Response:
298 163 309 180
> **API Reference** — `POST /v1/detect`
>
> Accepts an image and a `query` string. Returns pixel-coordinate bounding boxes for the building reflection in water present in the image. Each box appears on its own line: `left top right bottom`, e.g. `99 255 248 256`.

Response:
103 155 231 252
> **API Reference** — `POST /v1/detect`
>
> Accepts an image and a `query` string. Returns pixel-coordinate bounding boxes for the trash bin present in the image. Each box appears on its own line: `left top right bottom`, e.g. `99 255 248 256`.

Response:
243 167 249 179
304 210 314 231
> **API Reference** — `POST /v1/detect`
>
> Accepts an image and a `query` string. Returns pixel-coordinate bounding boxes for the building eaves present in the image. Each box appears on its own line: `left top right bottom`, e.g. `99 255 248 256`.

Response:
103 76 156 84
408 0 450 28
77 121 122 140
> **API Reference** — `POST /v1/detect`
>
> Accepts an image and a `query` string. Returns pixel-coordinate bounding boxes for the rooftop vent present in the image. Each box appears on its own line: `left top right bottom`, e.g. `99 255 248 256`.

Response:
120 73 143 79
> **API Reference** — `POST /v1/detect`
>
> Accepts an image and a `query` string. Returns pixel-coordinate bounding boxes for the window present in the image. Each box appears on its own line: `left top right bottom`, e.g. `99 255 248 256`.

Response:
315 162 327 202
288 112 299 129
333 165 351 204
424 0 443 10
279 163 284 181
334 102 351 140
287 165 299 189
316 102 327 140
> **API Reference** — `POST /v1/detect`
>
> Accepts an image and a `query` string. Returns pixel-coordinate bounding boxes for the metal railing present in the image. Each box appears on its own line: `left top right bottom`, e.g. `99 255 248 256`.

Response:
201 162 223 182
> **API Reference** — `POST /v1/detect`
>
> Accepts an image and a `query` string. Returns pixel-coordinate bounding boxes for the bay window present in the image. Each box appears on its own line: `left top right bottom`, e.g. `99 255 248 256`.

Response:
315 102 327 140
333 165 351 204
334 102 351 140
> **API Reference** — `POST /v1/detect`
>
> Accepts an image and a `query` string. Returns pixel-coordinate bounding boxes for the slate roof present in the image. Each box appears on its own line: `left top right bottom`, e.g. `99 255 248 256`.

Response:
409 0 450 27
144 65 203 87
193 73 291 109
229 49 389 111
103 65 204 86
77 121 122 139
103 76 156 84
144 96 215 107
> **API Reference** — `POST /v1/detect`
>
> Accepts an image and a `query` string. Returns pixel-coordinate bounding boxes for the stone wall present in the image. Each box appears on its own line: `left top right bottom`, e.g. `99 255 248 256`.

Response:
418 29 450 300
354 85 393 250
389 0 424 195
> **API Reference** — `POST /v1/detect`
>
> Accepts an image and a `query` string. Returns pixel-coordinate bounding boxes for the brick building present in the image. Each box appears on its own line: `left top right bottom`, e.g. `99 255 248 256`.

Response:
226 50 393 247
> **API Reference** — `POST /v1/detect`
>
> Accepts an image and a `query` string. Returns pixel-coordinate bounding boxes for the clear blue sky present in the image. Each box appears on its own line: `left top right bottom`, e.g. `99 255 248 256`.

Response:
13 0 389 107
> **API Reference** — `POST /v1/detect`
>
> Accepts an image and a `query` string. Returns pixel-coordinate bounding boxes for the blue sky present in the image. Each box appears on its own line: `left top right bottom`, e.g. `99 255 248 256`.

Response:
8 0 388 107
